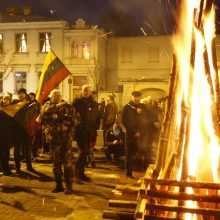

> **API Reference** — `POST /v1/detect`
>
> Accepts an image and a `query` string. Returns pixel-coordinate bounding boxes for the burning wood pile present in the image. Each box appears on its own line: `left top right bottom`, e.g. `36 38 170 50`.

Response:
135 0 220 219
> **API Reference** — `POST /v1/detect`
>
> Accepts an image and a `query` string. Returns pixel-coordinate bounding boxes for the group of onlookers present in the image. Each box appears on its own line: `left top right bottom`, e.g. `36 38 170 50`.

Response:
0 85 166 194
0 88 39 176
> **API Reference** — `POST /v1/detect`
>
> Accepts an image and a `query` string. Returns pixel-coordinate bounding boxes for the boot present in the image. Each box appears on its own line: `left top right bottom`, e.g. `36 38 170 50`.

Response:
91 161 96 168
65 179 73 194
74 169 84 184
79 173 92 182
15 164 21 174
52 179 64 193
27 164 35 172
3 169 12 176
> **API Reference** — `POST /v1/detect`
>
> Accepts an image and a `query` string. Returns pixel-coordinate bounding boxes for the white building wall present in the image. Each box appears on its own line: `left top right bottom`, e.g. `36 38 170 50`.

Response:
106 35 173 106
0 20 68 96
63 26 107 102
0 17 219 106
107 36 172 80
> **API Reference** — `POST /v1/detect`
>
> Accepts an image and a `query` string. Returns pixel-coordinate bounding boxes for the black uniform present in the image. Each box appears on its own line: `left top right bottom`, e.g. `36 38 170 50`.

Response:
72 95 100 181
121 101 146 177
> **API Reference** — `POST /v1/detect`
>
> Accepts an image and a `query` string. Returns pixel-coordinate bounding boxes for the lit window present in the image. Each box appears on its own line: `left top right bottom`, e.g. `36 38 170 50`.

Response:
39 33 51 53
0 72 3 93
82 41 90 59
15 33 27 53
0 34 3 54
71 41 78 58
15 72 26 92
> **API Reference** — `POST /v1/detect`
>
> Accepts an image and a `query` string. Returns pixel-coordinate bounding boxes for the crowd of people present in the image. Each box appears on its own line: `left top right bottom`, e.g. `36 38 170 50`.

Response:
0 85 166 194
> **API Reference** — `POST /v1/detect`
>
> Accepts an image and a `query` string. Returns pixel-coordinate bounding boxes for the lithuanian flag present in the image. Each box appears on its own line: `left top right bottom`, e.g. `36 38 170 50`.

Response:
36 50 70 104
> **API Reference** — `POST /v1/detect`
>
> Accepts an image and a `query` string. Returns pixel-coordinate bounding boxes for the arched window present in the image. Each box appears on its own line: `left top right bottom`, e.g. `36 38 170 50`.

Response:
71 41 78 58
0 34 3 54
82 41 90 59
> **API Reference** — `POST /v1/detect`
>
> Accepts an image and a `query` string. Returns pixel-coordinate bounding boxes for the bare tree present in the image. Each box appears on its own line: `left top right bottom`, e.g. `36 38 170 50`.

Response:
0 52 14 93
2 57 14 81
88 58 106 99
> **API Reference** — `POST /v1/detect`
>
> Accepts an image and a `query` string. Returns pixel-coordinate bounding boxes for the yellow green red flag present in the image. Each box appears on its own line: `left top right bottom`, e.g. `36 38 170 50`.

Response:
36 50 70 104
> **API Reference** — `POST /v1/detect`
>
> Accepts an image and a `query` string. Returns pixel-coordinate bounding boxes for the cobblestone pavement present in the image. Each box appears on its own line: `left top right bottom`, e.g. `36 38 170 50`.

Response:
0 152 127 220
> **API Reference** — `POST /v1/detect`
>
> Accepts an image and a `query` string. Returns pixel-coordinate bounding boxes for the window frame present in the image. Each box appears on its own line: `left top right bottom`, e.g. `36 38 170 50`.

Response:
121 46 132 63
71 41 78 58
82 41 90 59
15 71 27 92
148 46 159 62
0 33 3 54
15 33 28 53
39 32 51 53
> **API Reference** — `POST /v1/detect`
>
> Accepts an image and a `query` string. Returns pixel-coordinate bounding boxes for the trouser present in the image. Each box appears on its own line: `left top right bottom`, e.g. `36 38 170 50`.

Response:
14 136 32 170
125 137 139 176
32 129 43 157
88 140 96 163
49 141 73 182
75 127 90 176
104 144 124 162
88 147 95 162
0 146 10 171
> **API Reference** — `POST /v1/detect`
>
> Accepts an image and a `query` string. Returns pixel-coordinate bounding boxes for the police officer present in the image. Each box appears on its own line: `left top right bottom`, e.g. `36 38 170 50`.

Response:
121 91 147 178
41 89 79 194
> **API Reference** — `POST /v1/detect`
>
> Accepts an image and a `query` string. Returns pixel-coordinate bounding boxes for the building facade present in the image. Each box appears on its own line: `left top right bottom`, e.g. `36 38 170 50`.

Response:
0 15 107 102
106 36 172 107
0 14 220 108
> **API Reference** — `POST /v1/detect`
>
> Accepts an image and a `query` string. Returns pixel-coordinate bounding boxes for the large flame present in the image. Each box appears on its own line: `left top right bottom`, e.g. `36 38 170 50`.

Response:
171 1 220 219
173 0 220 183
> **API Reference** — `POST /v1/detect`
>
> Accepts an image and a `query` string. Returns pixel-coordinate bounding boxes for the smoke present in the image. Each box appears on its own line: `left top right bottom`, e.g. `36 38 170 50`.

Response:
0 0 219 36
101 0 176 36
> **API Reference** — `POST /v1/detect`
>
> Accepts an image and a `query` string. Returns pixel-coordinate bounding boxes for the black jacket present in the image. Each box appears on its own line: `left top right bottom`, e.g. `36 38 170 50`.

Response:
121 101 146 136
72 95 100 142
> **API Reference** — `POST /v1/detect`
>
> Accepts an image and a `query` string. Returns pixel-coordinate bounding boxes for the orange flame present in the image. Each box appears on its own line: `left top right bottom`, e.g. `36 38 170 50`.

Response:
172 1 220 218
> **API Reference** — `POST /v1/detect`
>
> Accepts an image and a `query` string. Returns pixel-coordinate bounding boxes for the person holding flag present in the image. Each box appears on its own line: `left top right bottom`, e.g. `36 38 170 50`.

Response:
40 89 80 194
13 88 36 173
35 49 78 193
0 88 41 174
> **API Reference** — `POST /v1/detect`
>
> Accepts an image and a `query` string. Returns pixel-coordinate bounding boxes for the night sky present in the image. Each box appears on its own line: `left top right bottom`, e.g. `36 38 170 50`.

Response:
0 0 220 36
